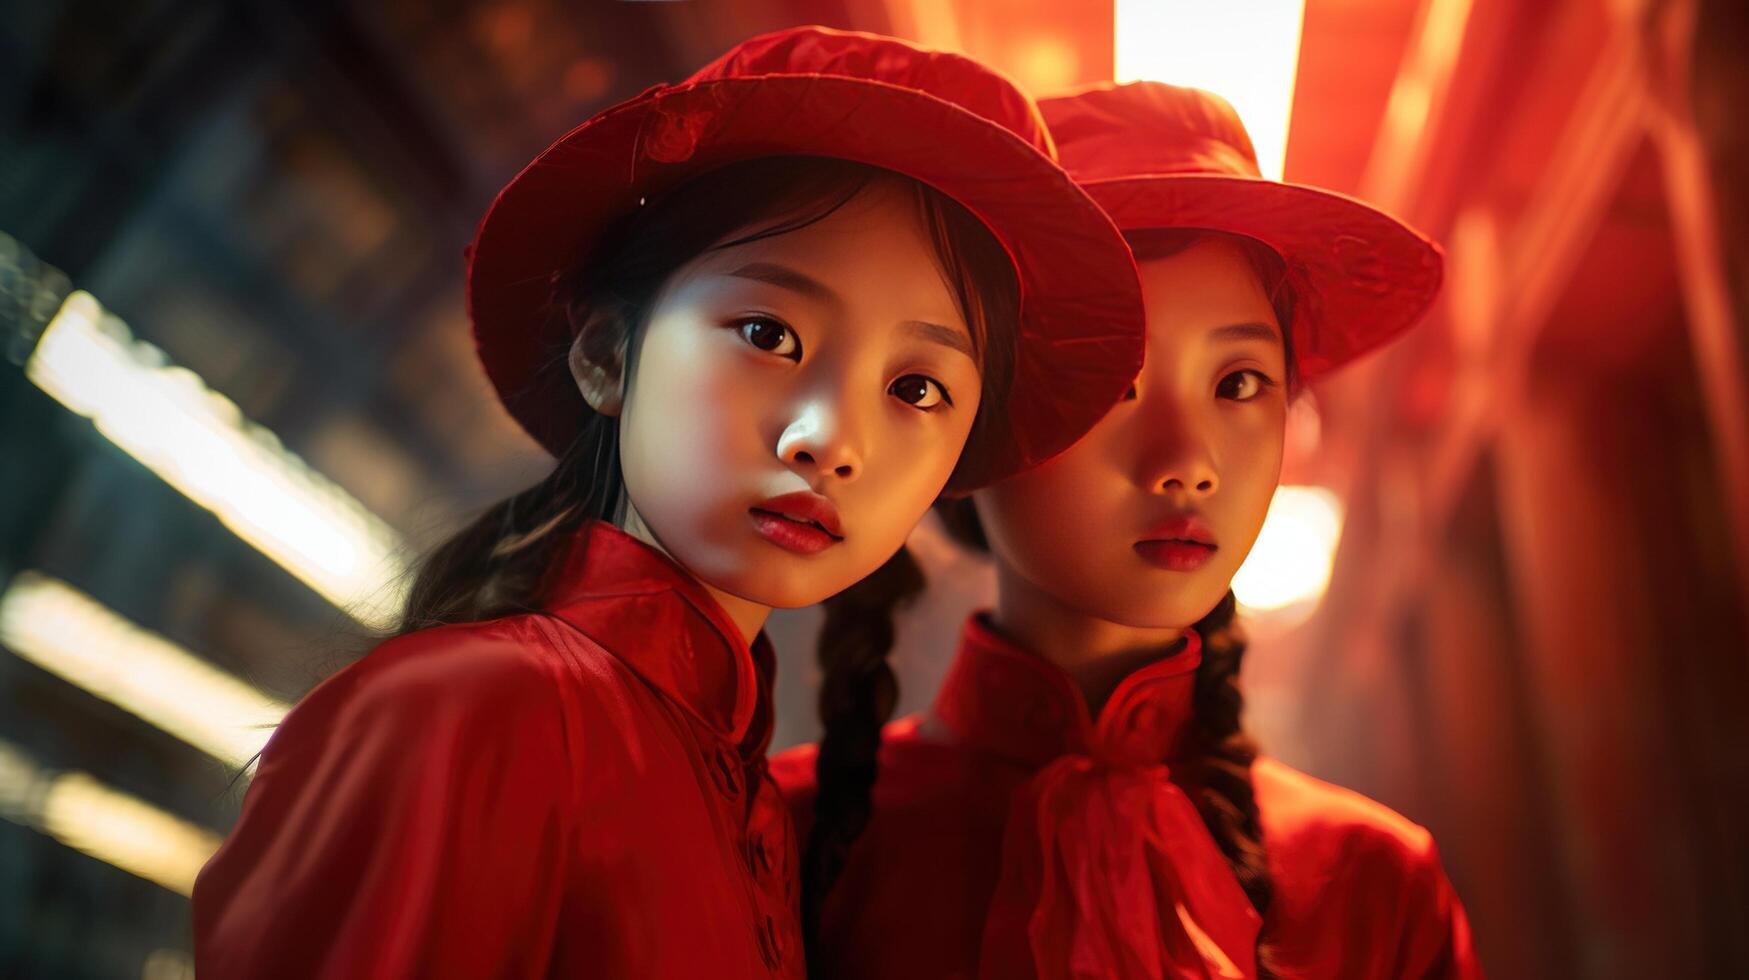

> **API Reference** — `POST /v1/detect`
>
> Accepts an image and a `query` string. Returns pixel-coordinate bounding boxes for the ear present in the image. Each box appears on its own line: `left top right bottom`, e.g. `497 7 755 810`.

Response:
568 324 625 417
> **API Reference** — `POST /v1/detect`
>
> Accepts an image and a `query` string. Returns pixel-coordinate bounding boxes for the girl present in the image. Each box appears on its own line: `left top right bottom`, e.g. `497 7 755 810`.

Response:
192 28 1146 979
775 81 1482 979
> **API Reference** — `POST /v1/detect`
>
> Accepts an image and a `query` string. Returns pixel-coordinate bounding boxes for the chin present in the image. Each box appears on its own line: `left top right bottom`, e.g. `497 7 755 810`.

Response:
1099 599 1206 632
710 556 857 610
1068 574 1232 633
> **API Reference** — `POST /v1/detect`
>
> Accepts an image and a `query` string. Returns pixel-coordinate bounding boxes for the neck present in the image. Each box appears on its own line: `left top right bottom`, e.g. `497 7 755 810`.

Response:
990 560 1191 717
620 505 771 645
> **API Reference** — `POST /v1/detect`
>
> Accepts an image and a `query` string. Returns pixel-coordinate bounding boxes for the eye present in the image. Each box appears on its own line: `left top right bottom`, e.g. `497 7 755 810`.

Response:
889 374 951 411
1216 369 1275 402
735 317 800 360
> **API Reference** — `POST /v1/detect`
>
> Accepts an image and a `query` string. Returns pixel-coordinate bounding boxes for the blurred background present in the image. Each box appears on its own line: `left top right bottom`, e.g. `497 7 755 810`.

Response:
1 0 1745 976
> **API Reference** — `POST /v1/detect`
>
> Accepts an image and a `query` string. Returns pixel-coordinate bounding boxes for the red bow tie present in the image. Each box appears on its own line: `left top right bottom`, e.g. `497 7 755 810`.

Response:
978 755 1262 979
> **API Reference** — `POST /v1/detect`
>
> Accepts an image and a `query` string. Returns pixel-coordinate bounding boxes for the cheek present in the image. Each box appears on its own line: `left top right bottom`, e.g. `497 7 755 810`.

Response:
1215 412 1287 551
851 405 979 549
975 440 1120 583
618 322 769 515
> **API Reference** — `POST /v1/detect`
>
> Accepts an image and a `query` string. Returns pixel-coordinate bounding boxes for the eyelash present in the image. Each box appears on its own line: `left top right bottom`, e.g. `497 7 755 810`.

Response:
732 315 801 360
890 374 953 412
1217 369 1278 402
1120 370 1280 402
731 316 955 412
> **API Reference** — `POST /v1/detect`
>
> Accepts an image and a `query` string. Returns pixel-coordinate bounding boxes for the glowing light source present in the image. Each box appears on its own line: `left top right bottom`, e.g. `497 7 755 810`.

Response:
0 739 220 897
1360 0 1477 207
1012 35 1081 94
0 573 290 769
1232 485 1344 612
1114 0 1307 180
27 291 408 628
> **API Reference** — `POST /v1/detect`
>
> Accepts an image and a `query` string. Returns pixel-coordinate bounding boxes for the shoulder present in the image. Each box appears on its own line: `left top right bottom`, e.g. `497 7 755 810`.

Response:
314 616 574 720
231 617 592 842
1255 756 1434 853
264 615 600 773
1253 756 1457 902
1253 757 1481 974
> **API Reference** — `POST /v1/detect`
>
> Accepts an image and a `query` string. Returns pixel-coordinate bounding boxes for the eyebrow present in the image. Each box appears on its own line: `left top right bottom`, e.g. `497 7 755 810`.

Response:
725 262 839 306
902 319 975 358
1209 321 1282 345
727 262 975 358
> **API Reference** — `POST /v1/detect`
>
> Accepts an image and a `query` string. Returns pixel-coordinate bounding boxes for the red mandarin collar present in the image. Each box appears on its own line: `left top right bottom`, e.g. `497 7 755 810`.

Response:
542 520 775 754
937 615 1262 978
933 613 1204 771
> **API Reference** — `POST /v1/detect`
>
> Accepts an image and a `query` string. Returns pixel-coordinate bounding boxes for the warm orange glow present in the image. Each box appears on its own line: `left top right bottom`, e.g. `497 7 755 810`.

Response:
1011 34 1081 94
1233 485 1344 612
1114 0 1307 180
1361 0 1477 206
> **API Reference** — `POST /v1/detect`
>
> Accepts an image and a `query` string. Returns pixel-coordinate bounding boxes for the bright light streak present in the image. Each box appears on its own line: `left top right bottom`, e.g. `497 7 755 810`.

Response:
27 291 407 628
1233 485 1344 611
0 739 220 897
1114 0 1307 180
1361 0 1476 208
0 572 289 769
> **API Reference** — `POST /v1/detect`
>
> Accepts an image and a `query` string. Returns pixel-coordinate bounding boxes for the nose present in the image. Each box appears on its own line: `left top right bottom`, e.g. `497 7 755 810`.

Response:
1136 410 1219 499
776 400 862 483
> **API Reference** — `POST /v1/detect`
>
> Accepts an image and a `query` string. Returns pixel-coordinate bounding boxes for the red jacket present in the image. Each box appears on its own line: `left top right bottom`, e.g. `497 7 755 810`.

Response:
195 521 803 979
772 614 1481 979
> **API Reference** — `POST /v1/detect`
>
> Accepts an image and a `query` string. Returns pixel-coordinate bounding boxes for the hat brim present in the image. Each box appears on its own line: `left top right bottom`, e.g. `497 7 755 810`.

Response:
1080 175 1443 381
467 74 1145 491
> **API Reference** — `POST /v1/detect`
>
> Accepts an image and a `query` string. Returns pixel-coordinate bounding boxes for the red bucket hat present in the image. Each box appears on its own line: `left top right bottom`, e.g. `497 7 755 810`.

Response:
467 26 1145 491
1040 81 1443 381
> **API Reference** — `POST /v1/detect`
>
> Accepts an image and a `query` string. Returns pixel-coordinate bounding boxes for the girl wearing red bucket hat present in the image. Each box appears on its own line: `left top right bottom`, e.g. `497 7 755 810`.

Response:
774 81 1481 979
192 28 1144 980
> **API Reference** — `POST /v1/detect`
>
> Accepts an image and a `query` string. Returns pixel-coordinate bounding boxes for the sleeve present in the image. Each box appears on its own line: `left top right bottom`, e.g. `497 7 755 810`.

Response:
193 627 578 980
1392 837 1486 980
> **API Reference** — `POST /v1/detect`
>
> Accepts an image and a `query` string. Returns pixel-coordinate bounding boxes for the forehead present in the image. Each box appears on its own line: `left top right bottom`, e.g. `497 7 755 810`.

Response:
690 182 961 311
1135 238 1280 346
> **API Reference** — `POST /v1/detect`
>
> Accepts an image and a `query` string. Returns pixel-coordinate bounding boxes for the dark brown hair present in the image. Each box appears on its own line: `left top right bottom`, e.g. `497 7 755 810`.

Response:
821 227 1295 977
405 159 1020 969
397 156 1018 638
796 179 1021 970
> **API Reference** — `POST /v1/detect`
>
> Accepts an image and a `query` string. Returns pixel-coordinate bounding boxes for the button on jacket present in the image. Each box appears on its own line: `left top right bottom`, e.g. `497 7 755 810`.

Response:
196 521 802 979
772 614 1482 979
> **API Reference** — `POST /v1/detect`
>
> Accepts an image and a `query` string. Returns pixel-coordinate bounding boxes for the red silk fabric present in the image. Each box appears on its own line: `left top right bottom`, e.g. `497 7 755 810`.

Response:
196 521 803 979
982 754 1260 979
772 614 1483 979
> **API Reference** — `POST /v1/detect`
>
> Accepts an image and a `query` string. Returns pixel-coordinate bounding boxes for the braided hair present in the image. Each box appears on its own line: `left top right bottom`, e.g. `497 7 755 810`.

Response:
800 183 1020 972
933 510 1278 978
399 154 1019 974
800 545 925 966
1186 589 1277 978
934 227 1297 978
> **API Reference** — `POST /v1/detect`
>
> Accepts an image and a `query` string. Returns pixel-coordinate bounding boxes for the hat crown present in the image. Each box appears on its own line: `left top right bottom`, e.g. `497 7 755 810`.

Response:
1040 81 1262 184
690 26 1056 159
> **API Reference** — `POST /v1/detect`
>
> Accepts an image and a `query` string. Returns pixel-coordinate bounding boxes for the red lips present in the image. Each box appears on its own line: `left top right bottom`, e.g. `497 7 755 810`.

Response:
750 491 844 555
1134 514 1219 572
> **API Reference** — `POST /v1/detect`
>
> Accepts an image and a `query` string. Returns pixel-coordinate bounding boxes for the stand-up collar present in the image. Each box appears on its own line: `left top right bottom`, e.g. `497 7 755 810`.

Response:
933 613 1203 770
938 615 1261 978
542 521 771 750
